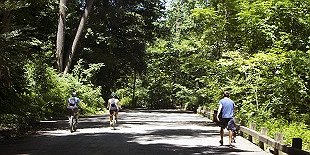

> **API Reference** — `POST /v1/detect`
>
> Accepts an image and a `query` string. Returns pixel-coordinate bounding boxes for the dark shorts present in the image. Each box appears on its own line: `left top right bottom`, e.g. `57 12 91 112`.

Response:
109 109 118 115
219 118 235 131
67 106 79 116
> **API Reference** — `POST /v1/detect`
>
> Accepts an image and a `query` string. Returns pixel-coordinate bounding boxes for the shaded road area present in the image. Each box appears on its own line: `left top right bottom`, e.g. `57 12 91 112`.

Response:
0 110 270 155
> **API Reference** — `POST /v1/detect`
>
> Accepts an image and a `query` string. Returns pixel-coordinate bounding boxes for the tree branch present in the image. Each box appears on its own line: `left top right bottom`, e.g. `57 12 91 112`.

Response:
63 0 95 74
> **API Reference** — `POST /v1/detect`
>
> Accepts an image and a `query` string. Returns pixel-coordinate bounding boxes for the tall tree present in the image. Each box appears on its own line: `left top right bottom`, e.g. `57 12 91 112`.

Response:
63 0 95 74
78 0 164 98
56 0 68 72
56 0 95 74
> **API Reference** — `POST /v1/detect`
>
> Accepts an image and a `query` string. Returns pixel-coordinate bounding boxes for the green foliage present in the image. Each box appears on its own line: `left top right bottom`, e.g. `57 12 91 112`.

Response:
0 0 163 130
140 0 310 149
118 96 132 109
24 59 104 117
149 0 310 119
115 88 133 108
282 123 310 151
0 59 104 129
251 119 310 151
80 0 164 100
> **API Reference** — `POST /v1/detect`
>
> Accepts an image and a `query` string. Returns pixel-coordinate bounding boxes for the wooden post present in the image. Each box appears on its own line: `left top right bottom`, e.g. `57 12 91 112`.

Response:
248 132 253 142
234 118 240 136
202 106 207 116
210 109 213 120
197 106 202 114
213 110 218 122
259 127 268 150
290 138 302 155
249 123 256 130
248 123 256 142
274 133 284 155
240 120 246 137
292 138 302 150
209 110 212 120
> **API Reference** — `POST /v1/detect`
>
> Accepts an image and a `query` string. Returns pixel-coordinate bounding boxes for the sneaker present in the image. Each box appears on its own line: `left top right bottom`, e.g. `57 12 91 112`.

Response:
219 140 223 146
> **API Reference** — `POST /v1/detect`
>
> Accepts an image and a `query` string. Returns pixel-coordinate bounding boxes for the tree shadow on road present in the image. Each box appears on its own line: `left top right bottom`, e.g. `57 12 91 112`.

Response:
0 111 263 155
146 128 219 137
0 131 257 155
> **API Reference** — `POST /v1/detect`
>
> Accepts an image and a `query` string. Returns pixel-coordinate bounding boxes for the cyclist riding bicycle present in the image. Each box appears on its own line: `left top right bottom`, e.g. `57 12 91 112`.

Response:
67 92 80 122
107 93 120 126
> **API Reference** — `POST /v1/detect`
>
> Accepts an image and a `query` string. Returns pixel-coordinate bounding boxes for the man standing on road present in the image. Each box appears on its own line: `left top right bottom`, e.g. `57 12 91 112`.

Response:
216 91 235 146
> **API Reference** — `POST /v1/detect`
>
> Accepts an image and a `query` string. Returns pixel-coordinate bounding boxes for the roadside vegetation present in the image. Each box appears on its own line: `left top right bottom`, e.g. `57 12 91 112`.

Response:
139 0 310 150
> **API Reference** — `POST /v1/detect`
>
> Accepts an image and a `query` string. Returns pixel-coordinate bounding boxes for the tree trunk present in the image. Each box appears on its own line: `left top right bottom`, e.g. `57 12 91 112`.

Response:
132 71 137 107
63 0 94 74
0 11 12 87
0 65 11 88
56 0 68 72
0 11 12 34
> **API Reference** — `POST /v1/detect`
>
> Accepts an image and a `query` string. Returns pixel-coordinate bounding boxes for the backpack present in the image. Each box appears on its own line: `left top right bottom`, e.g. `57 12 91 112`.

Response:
69 97 77 106
110 98 116 108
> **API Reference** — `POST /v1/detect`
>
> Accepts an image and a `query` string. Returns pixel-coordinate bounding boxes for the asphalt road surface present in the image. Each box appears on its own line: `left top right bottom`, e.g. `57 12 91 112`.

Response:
0 110 271 155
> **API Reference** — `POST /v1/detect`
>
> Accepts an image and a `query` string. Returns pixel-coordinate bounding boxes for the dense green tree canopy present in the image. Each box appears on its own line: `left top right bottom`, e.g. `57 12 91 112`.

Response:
0 0 164 127
128 0 310 150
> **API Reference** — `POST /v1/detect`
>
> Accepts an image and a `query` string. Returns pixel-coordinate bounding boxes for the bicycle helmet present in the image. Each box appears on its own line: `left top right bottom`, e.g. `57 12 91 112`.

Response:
223 91 230 97
72 92 77 97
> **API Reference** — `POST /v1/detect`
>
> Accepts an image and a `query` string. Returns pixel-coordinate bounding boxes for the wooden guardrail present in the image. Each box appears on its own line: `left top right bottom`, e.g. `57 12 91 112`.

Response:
239 124 310 155
197 107 310 155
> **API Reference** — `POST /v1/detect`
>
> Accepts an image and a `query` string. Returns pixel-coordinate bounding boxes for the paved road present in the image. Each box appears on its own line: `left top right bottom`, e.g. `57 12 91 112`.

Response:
0 110 270 155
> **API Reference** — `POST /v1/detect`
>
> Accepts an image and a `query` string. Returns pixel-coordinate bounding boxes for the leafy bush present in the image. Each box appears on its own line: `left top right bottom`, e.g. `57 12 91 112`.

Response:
0 59 105 131
260 119 310 151
119 96 132 109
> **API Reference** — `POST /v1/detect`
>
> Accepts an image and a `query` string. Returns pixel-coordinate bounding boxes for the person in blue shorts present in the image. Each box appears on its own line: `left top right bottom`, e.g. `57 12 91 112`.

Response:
216 91 235 146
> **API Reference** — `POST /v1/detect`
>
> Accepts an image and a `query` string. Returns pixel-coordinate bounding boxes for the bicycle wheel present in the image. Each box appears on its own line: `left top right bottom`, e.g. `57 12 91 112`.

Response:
69 116 74 133
73 117 77 132
111 112 116 129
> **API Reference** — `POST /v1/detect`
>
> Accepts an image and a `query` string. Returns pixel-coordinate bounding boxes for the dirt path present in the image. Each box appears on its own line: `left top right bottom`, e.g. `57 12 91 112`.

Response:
0 110 270 155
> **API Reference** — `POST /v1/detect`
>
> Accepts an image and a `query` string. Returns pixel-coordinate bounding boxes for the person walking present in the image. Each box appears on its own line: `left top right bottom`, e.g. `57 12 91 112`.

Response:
216 91 235 146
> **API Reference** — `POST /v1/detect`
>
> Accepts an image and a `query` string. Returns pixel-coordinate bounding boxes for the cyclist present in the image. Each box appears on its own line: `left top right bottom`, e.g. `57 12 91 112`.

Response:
67 92 81 122
107 93 120 126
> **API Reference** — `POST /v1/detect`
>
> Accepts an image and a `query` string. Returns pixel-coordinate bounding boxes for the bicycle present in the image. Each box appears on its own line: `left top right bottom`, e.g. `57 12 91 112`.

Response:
68 107 78 133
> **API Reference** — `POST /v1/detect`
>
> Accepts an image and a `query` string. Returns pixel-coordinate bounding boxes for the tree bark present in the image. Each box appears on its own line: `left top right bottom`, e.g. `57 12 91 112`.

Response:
0 11 12 87
132 71 137 107
0 65 11 88
0 11 12 34
63 0 94 74
56 0 68 72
